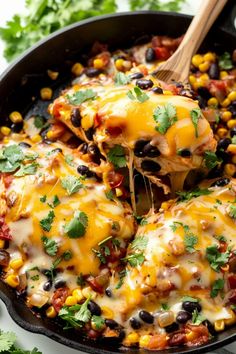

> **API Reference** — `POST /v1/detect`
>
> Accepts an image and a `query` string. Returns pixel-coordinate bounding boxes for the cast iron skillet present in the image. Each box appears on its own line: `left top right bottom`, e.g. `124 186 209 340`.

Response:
1 2 236 353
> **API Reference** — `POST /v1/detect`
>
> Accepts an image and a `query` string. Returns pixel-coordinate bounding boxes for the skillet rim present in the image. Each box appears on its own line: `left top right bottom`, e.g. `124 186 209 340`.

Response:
0 10 236 354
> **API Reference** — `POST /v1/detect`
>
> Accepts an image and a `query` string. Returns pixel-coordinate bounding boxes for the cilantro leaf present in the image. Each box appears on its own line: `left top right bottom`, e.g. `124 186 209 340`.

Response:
14 163 38 177
3 145 24 164
127 86 149 103
67 89 97 105
115 72 130 86
184 233 198 253
105 190 115 201
229 204 236 219
91 315 105 330
131 236 148 251
92 248 106 264
41 236 58 256
48 195 60 208
40 195 47 203
153 102 177 134
211 278 225 298
0 331 17 352
204 151 221 170
190 108 202 138
116 269 127 289
182 296 199 303
107 145 126 168
206 244 230 272
122 253 145 267
232 136 236 144
39 210 55 232
34 116 45 129
59 297 91 329
65 154 74 167
161 303 170 310
176 187 212 202
219 52 233 70
64 211 88 238
61 176 83 195
192 309 206 325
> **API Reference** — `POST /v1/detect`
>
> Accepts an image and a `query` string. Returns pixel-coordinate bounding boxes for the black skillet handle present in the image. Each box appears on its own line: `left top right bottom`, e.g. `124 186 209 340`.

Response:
215 0 236 35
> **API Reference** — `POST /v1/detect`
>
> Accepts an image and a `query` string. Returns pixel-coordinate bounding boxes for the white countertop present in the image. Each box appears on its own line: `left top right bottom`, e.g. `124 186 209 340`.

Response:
0 1 235 353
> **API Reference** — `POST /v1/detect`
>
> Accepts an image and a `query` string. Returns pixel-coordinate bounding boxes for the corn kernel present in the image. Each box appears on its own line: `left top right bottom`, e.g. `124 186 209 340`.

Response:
224 163 236 176
163 90 172 95
3 138 9 144
115 188 123 197
227 144 236 154
199 61 210 72
47 70 59 80
221 111 232 122
40 87 53 100
188 75 196 85
200 73 209 82
232 155 236 164
203 52 215 62
65 295 77 306
228 91 236 101
82 286 97 300
31 134 42 143
115 59 124 71
46 306 57 318
46 130 56 140
227 119 236 129
5 274 19 288
9 111 23 123
125 332 140 346
10 258 23 270
221 98 231 108
72 288 84 302
0 240 5 248
208 97 218 107
71 62 84 76
139 335 151 348
1 126 11 136
191 54 203 68
214 320 225 332
217 128 228 138
101 306 114 319
220 71 228 79
160 201 173 211
225 310 236 326
93 58 104 69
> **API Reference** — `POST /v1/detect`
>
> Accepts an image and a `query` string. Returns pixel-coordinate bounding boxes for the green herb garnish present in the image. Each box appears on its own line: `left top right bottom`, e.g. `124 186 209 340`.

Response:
61 175 84 195
153 102 177 134
64 211 88 238
48 195 60 208
41 236 58 256
176 187 212 202
91 315 105 330
131 236 148 251
204 151 221 170
190 108 202 138
127 86 149 103
67 89 97 105
192 309 206 325
122 253 145 267
210 278 225 298
107 145 126 168
40 210 55 232
219 52 233 70
115 72 130 86
206 244 230 272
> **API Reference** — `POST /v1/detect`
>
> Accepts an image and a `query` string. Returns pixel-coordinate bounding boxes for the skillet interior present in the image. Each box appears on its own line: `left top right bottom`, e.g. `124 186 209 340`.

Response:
0 8 236 354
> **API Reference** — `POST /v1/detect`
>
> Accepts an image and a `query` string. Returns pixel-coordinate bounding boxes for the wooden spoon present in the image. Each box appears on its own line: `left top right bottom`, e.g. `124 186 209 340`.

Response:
155 0 227 83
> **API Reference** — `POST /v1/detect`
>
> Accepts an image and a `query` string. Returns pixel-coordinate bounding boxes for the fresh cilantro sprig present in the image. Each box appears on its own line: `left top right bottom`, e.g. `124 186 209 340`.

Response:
127 86 149 103
176 187 212 202
64 211 88 238
210 278 225 298
182 296 199 303
14 162 38 177
59 297 91 329
0 330 41 353
115 72 130 86
192 309 206 325
107 145 126 168
44 250 72 280
190 108 202 138
116 269 127 289
170 222 198 253
61 175 84 195
153 102 177 134
206 244 231 272
41 236 58 256
219 52 233 70
204 151 222 170
91 315 105 330
67 89 97 105
131 236 148 251
122 253 145 267
47 195 60 208
39 210 55 232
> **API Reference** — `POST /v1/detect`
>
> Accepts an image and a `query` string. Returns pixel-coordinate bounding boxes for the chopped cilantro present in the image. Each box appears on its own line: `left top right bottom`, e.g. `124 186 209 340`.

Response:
176 187 212 202
48 195 60 208
219 52 233 70
105 190 115 201
122 253 145 267
210 278 225 298
77 273 86 286
131 236 148 251
153 102 177 134
229 204 236 219
115 72 130 86
65 154 74 167
182 296 199 303
64 211 88 238
0 144 23 173
127 86 149 103
190 108 202 138
107 145 126 168
61 175 83 195
116 269 127 289
40 195 47 203
30 274 40 281
41 236 58 256
215 235 227 242
59 297 91 329
204 151 221 170
92 248 106 264
24 151 39 160
14 162 38 176
184 233 198 253
206 244 230 272
161 303 170 310
192 309 206 325
67 89 97 105
34 115 45 129
91 315 105 330
39 210 55 232
216 199 222 205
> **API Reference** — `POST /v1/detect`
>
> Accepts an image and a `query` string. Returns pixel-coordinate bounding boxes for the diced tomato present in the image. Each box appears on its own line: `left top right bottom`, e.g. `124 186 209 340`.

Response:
154 47 171 60
3 175 13 188
208 80 227 101
0 217 12 240
106 126 123 137
94 114 102 128
162 83 178 95
52 287 69 312
107 171 124 189
185 325 209 347
52 102 64 119
228 274 236 289
148 334 168 350
86 275 106 293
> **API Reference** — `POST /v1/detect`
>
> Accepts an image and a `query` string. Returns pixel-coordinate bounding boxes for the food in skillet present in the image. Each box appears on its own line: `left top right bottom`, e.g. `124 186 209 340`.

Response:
1 35 236 351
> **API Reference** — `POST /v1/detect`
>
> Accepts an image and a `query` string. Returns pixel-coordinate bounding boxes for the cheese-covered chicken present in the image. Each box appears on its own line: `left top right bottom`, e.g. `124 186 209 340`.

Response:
50 80 216 193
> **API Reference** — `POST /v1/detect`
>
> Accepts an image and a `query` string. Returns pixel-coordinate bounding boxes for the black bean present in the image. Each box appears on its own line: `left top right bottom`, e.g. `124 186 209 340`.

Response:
229 104 236 118
105 288 112 297
85 127 95 141
85 68 102 77
88 300 101 316
208 63 220 80
130 317 141 329
11 122 23 133
230 127 236 137
211 177 230 187
203 320 216 336
105 319 119 329
182 301 202 314
129 72 144 80
81 143 88 154
143 143 160 157
77 165 94 177
18 142 32 148
197 86 211 100
152 86 163 94
179 89 195 99
43 280 52 292
197 95 207 109
145 47 156 62
52 148 63 154
87 144 99 156
134 139 149 157
141 160 161 172
136 79 154 90
165 322 179 333
207 166 223 179
139 310 154 324
176 311 192 324
177 148 191 157
54 279 66 289
217 138 231 151
70 108 82 128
